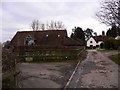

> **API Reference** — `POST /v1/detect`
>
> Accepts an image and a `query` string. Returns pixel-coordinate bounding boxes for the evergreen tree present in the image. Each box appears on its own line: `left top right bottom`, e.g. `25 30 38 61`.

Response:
70 27 85 44
106 25 120 38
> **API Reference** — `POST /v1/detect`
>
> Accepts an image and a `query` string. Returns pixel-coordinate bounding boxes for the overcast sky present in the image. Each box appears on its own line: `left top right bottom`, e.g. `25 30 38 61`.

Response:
1 0 109 42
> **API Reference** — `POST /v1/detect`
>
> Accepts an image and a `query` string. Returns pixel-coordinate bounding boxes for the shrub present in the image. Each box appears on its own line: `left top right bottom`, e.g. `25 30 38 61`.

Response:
104 39 120 50
2 48 16 72
2 48 20 88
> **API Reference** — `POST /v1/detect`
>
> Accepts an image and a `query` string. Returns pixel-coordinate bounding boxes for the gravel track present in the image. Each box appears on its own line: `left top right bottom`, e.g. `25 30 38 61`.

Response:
68 50 118 89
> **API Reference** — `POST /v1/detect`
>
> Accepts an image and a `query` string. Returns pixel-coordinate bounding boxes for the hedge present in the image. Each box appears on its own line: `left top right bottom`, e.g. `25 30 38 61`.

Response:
104 39 120 50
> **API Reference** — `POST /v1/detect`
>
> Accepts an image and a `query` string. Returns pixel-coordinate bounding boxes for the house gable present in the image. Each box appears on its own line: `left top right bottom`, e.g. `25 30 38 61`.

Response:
115 35 120 40
87 37 97 47
87 36 111 48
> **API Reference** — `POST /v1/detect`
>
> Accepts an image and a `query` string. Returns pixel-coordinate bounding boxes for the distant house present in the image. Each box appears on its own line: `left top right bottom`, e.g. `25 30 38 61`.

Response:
87 36 110 49
10 30 83 50
115 35 120 40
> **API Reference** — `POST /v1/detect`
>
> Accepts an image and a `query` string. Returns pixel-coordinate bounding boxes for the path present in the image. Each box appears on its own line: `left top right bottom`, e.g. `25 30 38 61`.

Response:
68 50 118 88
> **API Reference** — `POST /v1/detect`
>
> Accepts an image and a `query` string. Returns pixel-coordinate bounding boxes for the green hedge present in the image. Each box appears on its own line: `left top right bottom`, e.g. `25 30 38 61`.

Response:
19 49 81 62
104 39 120 50
20 55 77 63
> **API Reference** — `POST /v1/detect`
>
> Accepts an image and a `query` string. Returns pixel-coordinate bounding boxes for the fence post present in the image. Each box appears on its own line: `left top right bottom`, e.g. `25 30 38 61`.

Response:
14 59 16 88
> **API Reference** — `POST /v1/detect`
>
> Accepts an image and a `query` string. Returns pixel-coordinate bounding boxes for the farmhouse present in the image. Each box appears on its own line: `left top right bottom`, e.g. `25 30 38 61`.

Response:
115 35 120 40
87 35 110 49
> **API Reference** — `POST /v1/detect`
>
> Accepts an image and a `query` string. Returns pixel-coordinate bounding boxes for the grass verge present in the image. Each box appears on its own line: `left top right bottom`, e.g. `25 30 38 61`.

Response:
97 49 118 52
109 54 120 65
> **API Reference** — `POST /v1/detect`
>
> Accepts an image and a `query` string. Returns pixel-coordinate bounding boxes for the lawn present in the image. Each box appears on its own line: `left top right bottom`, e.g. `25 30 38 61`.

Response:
109 54 120 65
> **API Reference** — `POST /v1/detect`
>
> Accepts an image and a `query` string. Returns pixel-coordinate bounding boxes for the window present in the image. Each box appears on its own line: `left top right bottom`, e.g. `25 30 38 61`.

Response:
96 45 99 47
46 35 48 37
90 41 92 43
24 35 35 45
58 35 60 37
90 45 93 49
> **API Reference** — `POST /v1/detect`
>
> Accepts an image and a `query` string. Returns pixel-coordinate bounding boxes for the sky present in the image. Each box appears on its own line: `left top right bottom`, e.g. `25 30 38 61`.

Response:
1 0 109 42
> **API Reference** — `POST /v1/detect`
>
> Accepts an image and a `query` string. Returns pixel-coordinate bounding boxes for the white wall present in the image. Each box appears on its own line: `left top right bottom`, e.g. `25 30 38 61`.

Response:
87 37 97 47
97 41 103 46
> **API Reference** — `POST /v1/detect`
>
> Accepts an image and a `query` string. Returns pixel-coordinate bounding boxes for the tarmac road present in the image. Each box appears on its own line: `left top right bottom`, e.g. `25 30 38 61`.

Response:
19 62 75 88
68 50 119 88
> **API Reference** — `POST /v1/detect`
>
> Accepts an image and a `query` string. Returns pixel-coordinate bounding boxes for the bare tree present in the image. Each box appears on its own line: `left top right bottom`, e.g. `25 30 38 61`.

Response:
48 20 65 30
57 21 65 30
96 0 120 27
49 20 54 30
31 20 40 31
39 23 45 31
46 21 49 30
41 24 45 31
31 20 65 30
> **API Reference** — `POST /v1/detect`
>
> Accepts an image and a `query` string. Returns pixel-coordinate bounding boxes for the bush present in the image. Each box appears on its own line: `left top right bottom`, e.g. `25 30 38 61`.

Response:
2 48 20 88
19 49 82 62
2 48 16 72
104 39 120 50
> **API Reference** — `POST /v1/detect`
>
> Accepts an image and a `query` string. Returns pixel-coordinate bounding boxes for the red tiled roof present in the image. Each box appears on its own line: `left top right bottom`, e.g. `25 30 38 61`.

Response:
93 36 110 42
63 37 82 46
10 30 67 47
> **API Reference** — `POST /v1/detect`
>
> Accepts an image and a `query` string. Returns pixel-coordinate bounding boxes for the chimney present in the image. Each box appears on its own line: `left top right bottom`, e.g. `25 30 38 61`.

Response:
102 31 105 36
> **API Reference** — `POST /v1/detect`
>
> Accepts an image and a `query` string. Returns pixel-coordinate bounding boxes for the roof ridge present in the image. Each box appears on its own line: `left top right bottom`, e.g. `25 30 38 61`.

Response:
17 30 66 33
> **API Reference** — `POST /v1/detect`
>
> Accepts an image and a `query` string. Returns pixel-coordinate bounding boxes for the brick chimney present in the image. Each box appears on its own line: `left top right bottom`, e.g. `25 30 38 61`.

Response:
102 31 105 36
